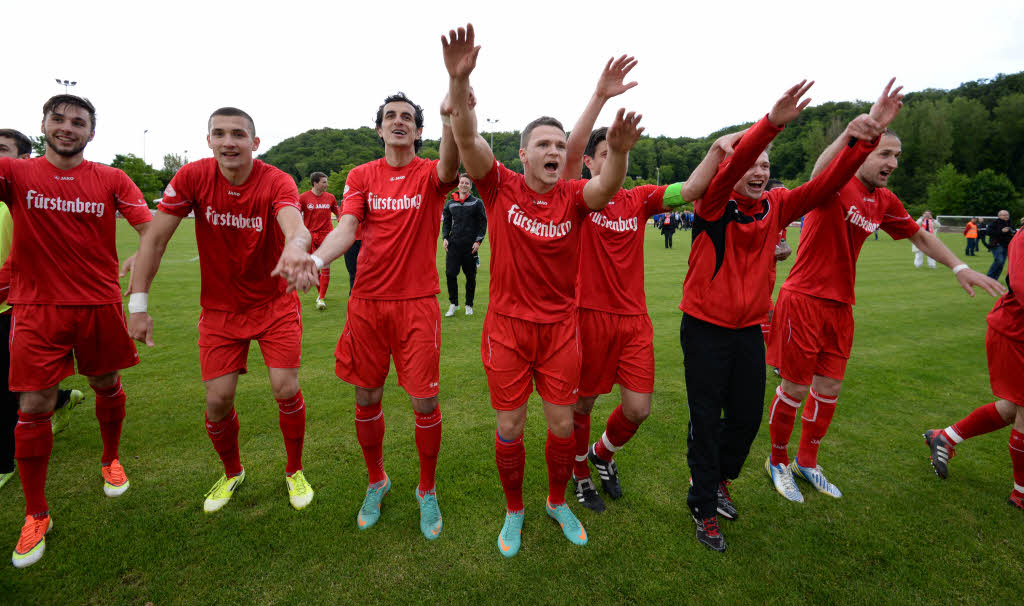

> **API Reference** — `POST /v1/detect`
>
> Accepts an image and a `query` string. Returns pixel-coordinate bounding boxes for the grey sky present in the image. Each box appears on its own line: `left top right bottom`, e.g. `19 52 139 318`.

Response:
5 0 1023 168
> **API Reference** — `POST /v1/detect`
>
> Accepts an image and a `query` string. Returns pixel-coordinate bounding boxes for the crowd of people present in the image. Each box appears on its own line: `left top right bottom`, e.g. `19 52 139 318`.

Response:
0 22 1020 569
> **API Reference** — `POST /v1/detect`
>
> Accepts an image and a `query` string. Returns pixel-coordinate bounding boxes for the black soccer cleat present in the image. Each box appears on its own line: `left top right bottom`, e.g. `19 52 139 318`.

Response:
692 514 726 553
923 429 955 479
716 481 738 521
588 445 622 499
1008 492 1024 511
573 477 606 513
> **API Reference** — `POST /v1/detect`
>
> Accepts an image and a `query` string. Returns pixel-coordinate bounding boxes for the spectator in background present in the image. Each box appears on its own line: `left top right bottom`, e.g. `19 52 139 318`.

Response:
442 173 486 317
913 211 941 268
983 209 1016 280
661 210 677 248
964 216 979 256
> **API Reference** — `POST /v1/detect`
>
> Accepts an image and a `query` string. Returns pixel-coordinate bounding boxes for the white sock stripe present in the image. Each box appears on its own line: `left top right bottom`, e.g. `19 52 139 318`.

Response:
945 426 964 444
1015 482 1024 493
279 404 305 415
601 433 622 453
415 419 442 430
356 412 384 423
575 454 588 462
802 400 819 423
1010 442 1024 453
768 401 778 424
809 388 838 404
775 386 801 408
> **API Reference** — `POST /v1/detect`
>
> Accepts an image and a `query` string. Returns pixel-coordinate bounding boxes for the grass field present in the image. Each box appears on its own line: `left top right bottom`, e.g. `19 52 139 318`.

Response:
1 223 1021 605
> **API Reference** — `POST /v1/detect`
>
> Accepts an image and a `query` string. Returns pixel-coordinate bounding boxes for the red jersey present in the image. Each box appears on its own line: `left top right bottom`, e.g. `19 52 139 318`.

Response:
782 177 919 306
577 184 666 315
0 156 151 305
680 115 880 329
475 160 589 323
988 229 1024 341
341 156 453 300
158 158 299 312
299 190 338 234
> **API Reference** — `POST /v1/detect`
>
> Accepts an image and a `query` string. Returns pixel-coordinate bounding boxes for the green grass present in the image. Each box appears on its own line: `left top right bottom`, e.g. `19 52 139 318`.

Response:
1 224 1021 605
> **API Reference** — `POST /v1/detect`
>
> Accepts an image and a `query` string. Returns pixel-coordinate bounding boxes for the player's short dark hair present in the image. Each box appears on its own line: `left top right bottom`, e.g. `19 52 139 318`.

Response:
42 94 96 132
0 129 33 156
208 107 256 138
310 172 327 185
520 116 565 149
375 92 424 153
584 127 608 158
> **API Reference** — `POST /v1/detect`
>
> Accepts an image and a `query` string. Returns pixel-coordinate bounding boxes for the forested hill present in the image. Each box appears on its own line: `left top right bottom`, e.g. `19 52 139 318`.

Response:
259 71 1024 217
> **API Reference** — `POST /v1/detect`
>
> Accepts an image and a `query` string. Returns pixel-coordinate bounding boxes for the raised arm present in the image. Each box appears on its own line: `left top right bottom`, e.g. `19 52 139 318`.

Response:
436 120 461 184
673 129 748 205
581 108 644 210
812 78 902 178
270 207 316 293
126 211 184 347
562 55 638 180
442 24 493 180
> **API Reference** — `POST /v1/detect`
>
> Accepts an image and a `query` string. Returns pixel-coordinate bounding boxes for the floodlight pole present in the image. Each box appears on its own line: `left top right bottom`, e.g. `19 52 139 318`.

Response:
54 79 77 94
486 118 500 150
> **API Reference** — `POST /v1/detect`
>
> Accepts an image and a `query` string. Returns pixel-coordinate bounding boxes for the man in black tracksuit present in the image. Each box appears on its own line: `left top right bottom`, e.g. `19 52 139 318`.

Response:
983 210 1016 280
442 174 486 316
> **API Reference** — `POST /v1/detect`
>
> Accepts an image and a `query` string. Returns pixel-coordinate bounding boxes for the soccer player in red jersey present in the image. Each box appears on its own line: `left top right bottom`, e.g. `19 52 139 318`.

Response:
1 95 153 568
299 172 339 310
765 86 1004 503
924 228 1024 511
302 91 459 540
681 81 910 553
128 107 317 515
442 24 643 557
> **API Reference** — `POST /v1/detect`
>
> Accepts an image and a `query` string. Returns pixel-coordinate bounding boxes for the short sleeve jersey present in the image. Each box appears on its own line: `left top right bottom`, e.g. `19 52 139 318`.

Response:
577 184 666 315
988 229 1024 341
0 156 151 305
782 177 919 306
299 190 338 235
158 158 299 312
474 160 589 323
341 156 453 300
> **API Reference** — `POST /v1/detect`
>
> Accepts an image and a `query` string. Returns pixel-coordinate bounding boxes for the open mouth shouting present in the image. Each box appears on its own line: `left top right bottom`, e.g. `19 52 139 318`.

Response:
544 160 560 175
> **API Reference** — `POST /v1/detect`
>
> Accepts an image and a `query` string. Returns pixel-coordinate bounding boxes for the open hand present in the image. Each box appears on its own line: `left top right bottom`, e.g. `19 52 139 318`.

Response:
595 55 638 100
869 78 904 130
712 129 748 156
442 24 481 80
846 114 885 142
605 108 644 153
768 80 814 127
956 267 1007 298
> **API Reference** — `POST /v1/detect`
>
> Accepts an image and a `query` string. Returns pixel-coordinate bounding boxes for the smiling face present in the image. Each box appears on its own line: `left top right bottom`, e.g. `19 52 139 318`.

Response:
733 151 770 199
207 115 259 172
519 125 567 190
376 101 422 151
41 104 94 159
857 134 901 190
458 176 472 197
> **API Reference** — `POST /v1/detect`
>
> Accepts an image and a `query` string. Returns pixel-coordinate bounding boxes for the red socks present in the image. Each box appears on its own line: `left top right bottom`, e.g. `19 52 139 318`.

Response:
572 411 591 479
93 378 126 465
205 408 242 477
593 405 641 462
1010 429 1024 499
545 430 573 506
944 402 1010 445
277 391 306 475
355 402 386 484
317 268 330 299
495 432 525 512
768 386 801 466
414 406 442 492
797 389 837 469
15 411 53 516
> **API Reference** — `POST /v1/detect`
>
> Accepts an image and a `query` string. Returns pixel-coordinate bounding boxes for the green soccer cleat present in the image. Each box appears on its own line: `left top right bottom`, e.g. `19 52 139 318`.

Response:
11 514 52 569
497 510 524 558
286 470 314 510
416 489 443 540
357 475 391 530
204 470 245 513
51 389 85 436
546 499 588 546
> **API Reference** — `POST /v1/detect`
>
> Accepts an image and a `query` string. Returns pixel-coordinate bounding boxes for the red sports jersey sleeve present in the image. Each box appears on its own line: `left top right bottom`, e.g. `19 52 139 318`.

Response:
300 191 338 235
341 157 453 300
475 160 589 322
988 229 1024 341
781 178 919 305
697 116 782 222
158 158 299 312
0 156 151 305
577 184 666 314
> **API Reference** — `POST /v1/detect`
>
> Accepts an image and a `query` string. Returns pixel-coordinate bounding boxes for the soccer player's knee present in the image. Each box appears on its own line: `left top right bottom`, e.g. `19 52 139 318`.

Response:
271 382 299 401
412 396 438 414
626 402 651 424
497 417 525 441
574 397 597 415
18 390 58 414
87 371 119 392
547 415 573 437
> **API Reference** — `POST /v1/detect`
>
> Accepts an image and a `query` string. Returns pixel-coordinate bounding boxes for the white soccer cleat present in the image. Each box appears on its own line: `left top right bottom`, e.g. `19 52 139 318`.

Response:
765 458 804 503
316 298 327 311
445 304 458 317
465 306 474 315
791 461 842 498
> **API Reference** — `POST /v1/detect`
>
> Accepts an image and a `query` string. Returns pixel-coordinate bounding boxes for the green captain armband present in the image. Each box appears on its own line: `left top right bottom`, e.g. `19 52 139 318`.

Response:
663 182 688 209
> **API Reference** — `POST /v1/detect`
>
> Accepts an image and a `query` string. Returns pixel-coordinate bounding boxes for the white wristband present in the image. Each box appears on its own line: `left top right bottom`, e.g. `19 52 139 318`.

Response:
127 292 148 314
952 263 970 275
311 254 325 270
440 114 452 127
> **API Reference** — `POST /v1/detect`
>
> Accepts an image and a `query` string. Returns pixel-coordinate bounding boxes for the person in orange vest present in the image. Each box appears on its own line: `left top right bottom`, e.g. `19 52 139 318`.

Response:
965 217 979 256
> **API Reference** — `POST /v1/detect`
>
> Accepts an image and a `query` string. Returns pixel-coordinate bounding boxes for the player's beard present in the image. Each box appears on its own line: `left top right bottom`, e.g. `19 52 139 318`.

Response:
46 131 89 157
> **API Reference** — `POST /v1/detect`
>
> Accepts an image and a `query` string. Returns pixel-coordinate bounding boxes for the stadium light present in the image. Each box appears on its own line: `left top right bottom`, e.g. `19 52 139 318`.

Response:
55 78 77 94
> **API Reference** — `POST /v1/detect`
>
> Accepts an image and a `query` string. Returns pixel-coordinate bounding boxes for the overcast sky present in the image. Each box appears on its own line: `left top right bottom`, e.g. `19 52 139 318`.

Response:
5 0 1023 169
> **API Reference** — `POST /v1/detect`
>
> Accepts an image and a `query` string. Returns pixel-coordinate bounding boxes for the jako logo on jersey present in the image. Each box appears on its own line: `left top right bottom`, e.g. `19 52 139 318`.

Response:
24 189 104 217
845 205 880 233
532 200 548 206
53 176 74 181
228 191 241 197
367 192 422 211
507 204 572 238
308 203 332 210
205 206 264 232
590 213 638 233
389 175 407 182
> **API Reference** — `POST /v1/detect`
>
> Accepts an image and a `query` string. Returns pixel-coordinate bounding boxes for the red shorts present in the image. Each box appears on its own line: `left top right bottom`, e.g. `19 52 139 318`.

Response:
310 230 329 252
335 296 440 398
578 309 654 397
198 293 302 382
987 328 1024 407
766 289 853 385
481 312 580 410
9 303 139 392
